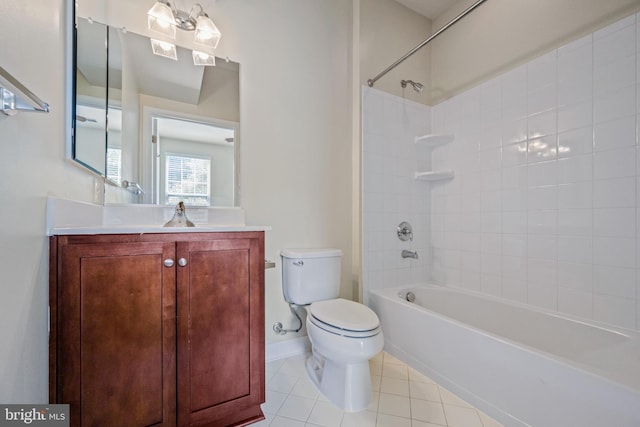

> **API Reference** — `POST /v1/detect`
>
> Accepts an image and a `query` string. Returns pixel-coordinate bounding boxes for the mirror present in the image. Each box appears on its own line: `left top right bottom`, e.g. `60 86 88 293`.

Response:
73 7 240 207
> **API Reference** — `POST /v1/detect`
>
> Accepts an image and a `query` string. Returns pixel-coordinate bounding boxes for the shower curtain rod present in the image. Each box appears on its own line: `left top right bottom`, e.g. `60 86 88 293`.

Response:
367 0 488 88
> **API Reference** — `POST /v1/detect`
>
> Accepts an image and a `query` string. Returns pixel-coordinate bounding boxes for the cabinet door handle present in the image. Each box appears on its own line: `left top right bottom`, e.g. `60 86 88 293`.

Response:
164 259 174 267
178 258 188 267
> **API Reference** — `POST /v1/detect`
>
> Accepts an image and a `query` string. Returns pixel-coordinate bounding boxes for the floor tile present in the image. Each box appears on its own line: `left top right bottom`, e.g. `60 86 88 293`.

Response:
290 375 320 399
409 381 441 402
376 413 412 427
307 400 344 426
378 393 411 418
410 398 447 425
277 395 316 421
442 404 483 427
260 351 504 427
380 376 410 396
262 389 288 415
341 410 377 427
269 415 306 427
382 361 409 380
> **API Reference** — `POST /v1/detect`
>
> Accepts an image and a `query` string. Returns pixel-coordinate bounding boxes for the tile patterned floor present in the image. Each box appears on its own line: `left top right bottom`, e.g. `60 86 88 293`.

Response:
255 351 504 427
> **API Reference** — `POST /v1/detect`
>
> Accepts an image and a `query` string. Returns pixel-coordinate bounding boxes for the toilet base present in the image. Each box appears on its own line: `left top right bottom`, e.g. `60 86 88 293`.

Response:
306 351 373 412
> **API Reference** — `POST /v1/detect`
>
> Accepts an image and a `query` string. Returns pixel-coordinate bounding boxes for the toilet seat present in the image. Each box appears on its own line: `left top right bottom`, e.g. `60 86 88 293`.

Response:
309 298 381 338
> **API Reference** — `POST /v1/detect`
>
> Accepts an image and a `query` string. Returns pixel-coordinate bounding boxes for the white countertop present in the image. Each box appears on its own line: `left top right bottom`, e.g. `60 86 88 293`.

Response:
46 197 271 236
49 225 270 235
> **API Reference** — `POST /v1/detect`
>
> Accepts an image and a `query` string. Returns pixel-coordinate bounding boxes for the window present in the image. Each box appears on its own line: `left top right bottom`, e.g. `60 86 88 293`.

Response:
106 147 122 184
165 154 211 206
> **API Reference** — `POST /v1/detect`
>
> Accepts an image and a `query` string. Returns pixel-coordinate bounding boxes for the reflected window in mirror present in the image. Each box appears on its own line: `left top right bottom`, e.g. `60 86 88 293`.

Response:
150 115 236 207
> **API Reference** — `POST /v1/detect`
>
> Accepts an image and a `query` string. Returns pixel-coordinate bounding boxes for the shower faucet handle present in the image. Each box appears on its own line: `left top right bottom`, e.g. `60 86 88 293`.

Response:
397 221 413 241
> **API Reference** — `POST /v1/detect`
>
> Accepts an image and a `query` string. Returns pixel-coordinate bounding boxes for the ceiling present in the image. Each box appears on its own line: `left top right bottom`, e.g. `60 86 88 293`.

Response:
394 0 456 20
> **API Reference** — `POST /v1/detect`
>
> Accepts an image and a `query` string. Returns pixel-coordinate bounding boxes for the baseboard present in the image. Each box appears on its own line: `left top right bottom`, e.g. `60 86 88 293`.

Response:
266 336 310 362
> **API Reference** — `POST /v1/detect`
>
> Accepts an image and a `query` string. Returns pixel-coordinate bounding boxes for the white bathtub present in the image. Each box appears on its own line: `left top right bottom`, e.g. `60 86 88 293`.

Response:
368 285 640 427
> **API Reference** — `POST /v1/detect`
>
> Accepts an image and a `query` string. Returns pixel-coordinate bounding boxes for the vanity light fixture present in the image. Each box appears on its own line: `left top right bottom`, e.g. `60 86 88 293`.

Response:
147 1 221 65
192 50 215 66
150 38 178 60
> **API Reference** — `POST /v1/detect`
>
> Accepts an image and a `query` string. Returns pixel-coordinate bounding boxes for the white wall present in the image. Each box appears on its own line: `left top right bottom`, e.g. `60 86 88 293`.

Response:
430 14 640 331
226 1 355 345
0 0 97 403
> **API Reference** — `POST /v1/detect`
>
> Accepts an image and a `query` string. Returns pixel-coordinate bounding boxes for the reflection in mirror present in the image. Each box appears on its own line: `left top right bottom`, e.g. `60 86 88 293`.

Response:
152 117 235 207
73 12 240 207
74 18 107 175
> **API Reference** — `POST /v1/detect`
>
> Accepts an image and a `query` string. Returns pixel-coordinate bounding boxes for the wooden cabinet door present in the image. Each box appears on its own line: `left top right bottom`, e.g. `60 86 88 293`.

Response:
55 238 177 427
176 233 265 427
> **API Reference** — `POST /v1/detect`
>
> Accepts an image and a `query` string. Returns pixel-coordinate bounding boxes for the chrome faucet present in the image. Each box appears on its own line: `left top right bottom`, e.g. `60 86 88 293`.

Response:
401 249 418 259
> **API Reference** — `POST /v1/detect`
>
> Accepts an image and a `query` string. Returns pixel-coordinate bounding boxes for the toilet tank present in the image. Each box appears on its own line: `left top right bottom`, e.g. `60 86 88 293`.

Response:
281 248 343 305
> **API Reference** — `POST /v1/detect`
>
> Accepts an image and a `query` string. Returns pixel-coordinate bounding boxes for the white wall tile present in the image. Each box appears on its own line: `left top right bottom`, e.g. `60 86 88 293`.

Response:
502 142 528 167
558 209 593 236
557 127 593 158
502 118 528 145
593 207 636 237
558 101 592 133
528 110 557 140
528 235 557 260
528 185 557 210
557 155 592 184
593 265 636 299
527 136 558 163
593 115 636 151
502 211 527 234
527 210 557 235
593 147 636 180
593 236 636 268
528 161 557 186
593 54 636 97
593 177 635 208
593 86 636 124
557 261 593 291
502 234 527 257
594 19 635 66
557 236 593 264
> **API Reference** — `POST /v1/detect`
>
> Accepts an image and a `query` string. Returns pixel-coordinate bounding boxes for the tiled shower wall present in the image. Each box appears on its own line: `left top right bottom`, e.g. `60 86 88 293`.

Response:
362 87 432 303
430 14 640 331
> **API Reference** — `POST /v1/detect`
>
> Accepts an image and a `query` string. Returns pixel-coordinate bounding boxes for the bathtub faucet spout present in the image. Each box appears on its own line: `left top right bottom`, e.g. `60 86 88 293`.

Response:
401 249 418 259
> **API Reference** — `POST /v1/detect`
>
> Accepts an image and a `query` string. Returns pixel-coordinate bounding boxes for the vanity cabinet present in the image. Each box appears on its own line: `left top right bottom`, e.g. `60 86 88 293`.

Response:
49 232 265 427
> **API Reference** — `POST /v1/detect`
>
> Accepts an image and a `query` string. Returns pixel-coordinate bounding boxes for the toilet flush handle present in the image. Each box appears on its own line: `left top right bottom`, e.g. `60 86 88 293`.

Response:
293 260 304 266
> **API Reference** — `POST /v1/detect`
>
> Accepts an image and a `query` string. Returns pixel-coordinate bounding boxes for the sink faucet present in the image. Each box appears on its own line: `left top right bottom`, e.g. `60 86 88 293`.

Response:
401 249 418 259
164 201 195 227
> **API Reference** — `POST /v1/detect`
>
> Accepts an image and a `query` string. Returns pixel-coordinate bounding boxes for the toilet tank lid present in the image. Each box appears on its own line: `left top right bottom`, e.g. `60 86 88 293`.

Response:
281 248 343 259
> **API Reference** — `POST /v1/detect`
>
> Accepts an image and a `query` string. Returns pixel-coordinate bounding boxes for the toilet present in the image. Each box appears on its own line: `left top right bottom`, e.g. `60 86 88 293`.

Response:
281 248 384 412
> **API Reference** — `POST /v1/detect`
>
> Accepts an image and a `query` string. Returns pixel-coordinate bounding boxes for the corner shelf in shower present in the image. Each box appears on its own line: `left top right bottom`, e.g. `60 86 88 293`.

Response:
414 133 454 147
414 133 454 181
414 170 454 181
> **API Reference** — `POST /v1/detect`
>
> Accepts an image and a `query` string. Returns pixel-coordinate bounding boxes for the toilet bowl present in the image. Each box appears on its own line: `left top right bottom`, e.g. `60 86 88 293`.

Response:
280 249 384 412
305 298 384 411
